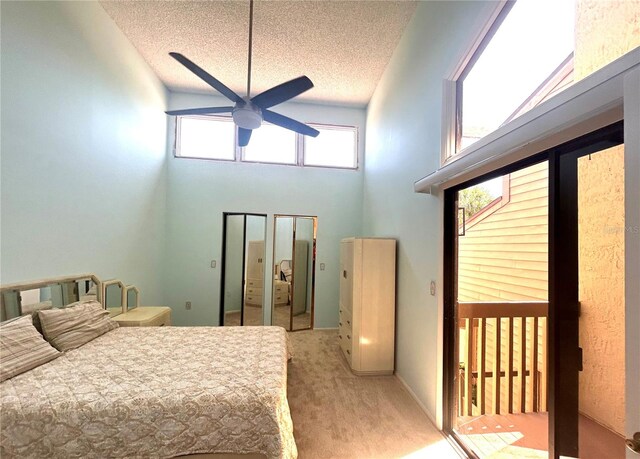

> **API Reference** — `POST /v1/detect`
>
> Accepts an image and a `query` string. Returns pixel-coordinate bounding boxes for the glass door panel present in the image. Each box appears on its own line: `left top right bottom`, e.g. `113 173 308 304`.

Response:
220 213 267 326
272 216 294 329
291 217 315 331
271 215 317 331
452 162 550 458
222 214 245 326
243 215 267 325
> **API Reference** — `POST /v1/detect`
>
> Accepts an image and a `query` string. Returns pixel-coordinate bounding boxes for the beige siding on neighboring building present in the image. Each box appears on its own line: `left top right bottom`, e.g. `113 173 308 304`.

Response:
458 161 549 303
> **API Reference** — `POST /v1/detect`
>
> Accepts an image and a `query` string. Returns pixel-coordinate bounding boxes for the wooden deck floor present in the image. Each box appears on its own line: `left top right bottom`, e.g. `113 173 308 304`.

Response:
456 412 625 458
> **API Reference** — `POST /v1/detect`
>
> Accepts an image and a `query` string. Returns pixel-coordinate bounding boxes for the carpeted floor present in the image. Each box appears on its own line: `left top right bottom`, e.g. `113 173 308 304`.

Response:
286 330 459 459
225 305 311 329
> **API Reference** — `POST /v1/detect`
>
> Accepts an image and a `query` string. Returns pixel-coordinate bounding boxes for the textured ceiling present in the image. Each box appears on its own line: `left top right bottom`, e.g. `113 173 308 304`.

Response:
100 1 416 107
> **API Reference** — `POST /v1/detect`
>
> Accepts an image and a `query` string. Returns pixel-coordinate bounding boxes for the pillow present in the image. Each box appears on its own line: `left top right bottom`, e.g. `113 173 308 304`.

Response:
38 301 118 352
0 315 60 382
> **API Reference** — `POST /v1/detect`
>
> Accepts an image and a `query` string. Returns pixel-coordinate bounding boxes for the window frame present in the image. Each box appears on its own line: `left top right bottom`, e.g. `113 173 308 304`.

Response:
240 121 299 167
442 0 580 163
301 122 359 170
453 1 514 154
174 114 237 162
173 115 359 170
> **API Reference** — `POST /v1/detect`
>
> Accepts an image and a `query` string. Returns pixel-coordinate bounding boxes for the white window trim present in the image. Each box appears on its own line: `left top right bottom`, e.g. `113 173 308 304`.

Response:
173 116 359 170
302 122 359 170
174 114 237 162
418 47 639 193
441 1 511 165
239 121 299 166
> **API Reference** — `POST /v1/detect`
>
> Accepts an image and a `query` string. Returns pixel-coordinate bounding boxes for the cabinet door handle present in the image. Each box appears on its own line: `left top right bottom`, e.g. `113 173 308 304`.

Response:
346 349 350 355
339 334 342 339
343 270 347 278
347 320 350 325
339 322 342 326
347 334 351 340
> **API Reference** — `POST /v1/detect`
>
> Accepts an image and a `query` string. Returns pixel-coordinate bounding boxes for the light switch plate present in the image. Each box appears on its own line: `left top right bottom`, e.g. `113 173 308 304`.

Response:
430 281 436 296
319 263 325 271
211 260 216 268
185 301 192 310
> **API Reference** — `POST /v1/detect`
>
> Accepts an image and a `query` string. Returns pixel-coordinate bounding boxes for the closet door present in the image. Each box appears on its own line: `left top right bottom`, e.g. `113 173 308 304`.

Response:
291 240 308 316
220 213 267 327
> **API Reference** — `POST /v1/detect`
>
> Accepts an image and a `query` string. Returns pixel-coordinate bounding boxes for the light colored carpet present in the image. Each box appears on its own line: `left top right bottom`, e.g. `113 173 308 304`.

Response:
225 305 311 329
286 330 459 459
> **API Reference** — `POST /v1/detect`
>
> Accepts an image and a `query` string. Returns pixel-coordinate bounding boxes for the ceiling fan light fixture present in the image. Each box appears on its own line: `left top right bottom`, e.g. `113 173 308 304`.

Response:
165 0 319 146
233 104 262 130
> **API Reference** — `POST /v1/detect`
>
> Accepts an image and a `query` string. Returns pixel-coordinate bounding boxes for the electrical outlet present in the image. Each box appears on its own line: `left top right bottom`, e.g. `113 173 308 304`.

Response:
430 281 436 296
211 260 217 268
185 301 192 310
319 263 325 271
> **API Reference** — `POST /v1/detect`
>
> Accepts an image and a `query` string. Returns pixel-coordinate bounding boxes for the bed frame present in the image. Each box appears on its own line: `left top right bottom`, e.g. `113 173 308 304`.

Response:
0 275 273 459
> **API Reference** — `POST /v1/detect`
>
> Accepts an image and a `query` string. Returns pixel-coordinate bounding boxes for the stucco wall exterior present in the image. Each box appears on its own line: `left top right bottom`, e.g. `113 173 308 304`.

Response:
574 0 639 436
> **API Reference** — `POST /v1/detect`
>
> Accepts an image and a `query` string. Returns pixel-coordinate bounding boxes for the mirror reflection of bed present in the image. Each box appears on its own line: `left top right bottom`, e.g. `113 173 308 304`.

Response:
272 215 316 331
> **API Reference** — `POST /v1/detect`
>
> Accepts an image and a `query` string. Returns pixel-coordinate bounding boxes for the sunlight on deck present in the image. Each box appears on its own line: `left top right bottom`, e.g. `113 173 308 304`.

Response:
458 413 548 458
401 439 459 458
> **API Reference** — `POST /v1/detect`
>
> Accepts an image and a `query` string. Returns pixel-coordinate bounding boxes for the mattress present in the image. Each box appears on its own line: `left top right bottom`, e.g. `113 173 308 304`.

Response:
0 326 297 459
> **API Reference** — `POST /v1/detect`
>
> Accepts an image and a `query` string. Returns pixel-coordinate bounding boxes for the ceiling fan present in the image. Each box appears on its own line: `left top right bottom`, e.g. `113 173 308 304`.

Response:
165 0 319 147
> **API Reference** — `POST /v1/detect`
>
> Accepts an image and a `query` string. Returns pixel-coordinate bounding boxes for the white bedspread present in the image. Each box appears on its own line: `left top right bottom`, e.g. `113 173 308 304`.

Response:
0 326 297 459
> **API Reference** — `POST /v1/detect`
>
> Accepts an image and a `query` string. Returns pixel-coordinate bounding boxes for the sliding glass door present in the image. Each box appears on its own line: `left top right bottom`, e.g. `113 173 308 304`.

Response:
443 122 628 458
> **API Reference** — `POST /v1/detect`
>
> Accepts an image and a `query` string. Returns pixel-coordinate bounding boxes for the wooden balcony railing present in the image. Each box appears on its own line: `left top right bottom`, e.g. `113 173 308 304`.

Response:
457 301 548 417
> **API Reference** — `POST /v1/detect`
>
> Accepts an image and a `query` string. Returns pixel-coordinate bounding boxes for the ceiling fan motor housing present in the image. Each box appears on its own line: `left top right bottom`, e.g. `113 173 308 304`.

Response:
233 99 262 130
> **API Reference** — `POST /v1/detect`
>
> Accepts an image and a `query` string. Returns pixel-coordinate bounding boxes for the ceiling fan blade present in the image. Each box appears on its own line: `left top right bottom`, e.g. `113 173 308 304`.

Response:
238 128 253 147
251 76 314 109
169 52 243 104
165 106 234 116
263 110 320 137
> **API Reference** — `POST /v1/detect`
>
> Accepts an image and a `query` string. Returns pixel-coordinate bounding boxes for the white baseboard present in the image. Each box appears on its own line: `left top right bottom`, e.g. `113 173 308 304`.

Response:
395 373 438 427
312 327 338 330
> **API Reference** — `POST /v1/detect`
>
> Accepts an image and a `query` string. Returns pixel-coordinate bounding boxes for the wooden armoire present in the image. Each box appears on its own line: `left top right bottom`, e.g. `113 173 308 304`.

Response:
339 237 396 375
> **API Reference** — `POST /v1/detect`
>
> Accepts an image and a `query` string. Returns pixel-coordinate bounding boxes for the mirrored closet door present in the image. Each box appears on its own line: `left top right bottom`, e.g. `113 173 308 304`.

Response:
220 213 267 326
272 215 316 331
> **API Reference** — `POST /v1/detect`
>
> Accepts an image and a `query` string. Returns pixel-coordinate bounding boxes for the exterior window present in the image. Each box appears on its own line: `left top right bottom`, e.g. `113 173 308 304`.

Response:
176 116 235 160
303 124 358 169
456 0 575 152
242 123 297 165
174 116 358 169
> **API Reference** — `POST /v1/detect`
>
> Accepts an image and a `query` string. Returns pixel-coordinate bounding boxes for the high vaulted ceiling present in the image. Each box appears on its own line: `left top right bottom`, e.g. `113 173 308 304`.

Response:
100 1 416 107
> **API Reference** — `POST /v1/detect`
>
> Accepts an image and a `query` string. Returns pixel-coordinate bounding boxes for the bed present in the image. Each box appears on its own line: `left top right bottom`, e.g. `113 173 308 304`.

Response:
0 324 297 458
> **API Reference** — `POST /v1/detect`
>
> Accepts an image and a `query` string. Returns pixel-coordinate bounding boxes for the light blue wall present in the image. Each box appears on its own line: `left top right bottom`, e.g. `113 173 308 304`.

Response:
1 3 507 425
0 1 168 304
164 92 365 327
275 217 294 267
363 1 497 420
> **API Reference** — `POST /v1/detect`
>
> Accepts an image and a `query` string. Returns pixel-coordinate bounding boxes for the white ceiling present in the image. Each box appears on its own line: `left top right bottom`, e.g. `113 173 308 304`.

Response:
100 1 416 107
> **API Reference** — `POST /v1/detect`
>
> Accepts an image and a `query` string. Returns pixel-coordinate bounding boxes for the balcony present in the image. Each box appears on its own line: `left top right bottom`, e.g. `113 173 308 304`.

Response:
457 301 548 417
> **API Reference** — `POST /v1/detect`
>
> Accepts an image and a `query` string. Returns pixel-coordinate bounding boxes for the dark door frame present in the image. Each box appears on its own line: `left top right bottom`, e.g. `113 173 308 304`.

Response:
442 121 623 458
219 212 268 326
